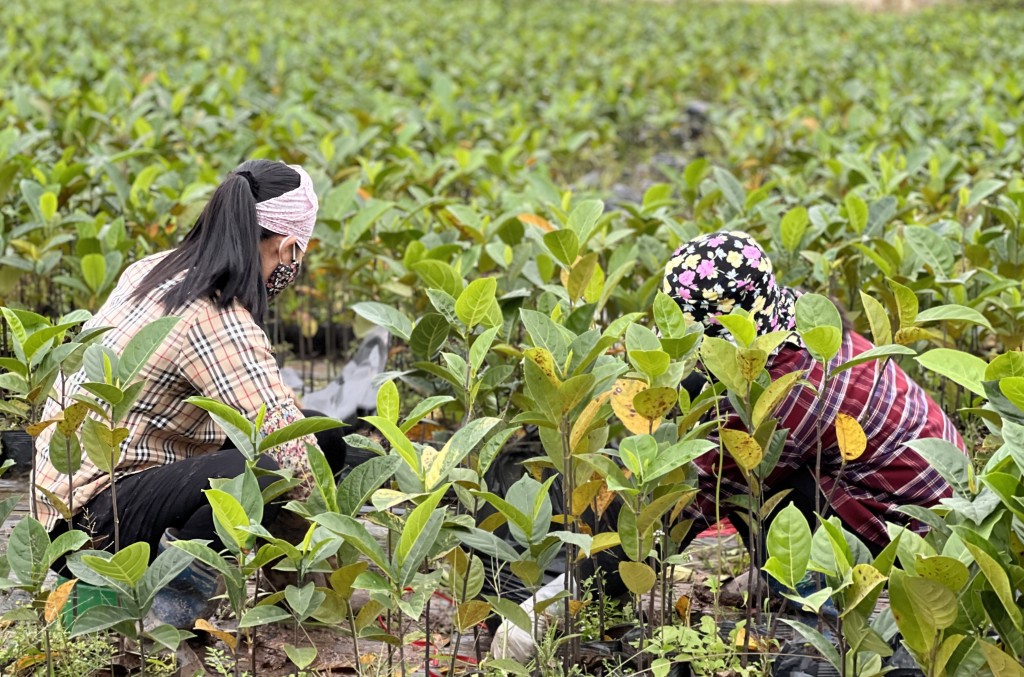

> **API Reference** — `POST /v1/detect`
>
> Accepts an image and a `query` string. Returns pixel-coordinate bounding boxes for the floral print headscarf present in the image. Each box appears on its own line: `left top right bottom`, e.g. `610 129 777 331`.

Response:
662 231 801 347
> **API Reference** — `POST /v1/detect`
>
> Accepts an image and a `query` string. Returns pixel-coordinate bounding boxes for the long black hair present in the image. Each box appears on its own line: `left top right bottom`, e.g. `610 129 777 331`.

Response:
132 160 300 320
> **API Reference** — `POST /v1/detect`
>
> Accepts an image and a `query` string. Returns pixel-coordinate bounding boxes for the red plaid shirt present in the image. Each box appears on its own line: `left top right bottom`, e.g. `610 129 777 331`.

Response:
34 253 318 531
687 330 964 547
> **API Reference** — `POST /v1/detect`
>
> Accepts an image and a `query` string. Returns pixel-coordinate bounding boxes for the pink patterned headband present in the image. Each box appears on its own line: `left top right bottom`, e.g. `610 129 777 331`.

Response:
254 164 318 251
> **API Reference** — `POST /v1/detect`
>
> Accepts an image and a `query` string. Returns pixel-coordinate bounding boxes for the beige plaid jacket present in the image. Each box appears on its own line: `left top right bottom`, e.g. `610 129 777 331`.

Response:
34 252 317 531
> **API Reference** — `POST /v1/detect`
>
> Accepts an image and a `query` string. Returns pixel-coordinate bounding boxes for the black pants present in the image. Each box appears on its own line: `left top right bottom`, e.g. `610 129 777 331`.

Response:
49 409 349 575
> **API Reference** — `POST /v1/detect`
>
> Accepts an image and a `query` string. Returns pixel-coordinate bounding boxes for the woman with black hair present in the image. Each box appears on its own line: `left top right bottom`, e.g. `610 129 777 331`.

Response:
34 160 346 627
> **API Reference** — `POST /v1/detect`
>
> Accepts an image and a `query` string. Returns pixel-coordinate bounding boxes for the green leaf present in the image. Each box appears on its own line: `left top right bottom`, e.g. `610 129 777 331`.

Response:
352 302 413 341
889 570 958 656
455 278 498 328
184 396 255 454
543 230 580 267
831 344 915 376
21 320 83 363
459 528 522 562
717 313 756 347
362 415 419 477
69 605 135 637
520 309 569 367
116 316 181 384
138 546 194 608
81 254 107 294
259 416 344 452
906 227 956 274
780 206 809 252
239 605 292 628
963 541 1023 630
145 624 193 653
844 193 868 234
904 439 970 497
713 167 745 213
204 489 251 551
411 259 463 298
81 418 119 474
859 292 892 346
400 395 456 433
45 530 89 570
795 294 842 362
653 291 687 338
566 199 605 245
284 645 317 670
314 513 390 572
286 582 325 621
782 621 842 671
7 517 50 587
915 304 992 330
987 352 1024 381
485 595 534 635
396 489 448 587
376 381 400 424
1002 377 1024 413
630 349 670 377
410 313 450 359
470 326 500 377
887 279 919 329
82 542 150 586
337 455 402 517
915 349 988 398
967 179 1005 209
763 503 812 590
699 336 745 393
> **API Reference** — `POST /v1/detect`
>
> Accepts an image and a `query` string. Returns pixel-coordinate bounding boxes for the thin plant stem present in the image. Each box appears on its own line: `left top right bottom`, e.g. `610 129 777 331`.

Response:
347 601 361 662
44 625 53 677
138 619 147 677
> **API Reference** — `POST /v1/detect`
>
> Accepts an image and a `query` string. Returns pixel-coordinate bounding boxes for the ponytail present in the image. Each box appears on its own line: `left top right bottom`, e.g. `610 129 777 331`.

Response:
132 161 301 320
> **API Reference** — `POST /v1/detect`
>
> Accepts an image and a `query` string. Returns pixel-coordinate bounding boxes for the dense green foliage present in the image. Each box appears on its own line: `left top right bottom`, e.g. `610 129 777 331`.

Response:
4 0 1024 675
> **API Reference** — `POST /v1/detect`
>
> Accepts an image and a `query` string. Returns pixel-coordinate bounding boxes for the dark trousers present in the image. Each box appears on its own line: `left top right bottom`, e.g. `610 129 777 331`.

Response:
49 409 349 575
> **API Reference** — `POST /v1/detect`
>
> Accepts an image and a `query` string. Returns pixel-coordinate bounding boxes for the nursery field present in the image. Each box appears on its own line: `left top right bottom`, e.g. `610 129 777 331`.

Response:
2 0 1024 675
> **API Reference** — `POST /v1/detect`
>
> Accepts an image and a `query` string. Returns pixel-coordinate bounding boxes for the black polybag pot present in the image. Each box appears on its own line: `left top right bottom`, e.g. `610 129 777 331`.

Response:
1 429 33 471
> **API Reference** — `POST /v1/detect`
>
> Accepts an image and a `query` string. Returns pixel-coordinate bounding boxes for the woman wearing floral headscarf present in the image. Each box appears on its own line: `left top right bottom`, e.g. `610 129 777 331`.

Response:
490 231 970 661
664 230 965 555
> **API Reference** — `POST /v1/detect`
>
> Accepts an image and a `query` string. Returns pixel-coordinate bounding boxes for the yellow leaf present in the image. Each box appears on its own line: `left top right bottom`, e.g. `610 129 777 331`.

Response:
595 483 618 518
571 479 606 517
895 327 941 346
835 413 867 462
455 600 491 632
57 403 89 436
44 579 76 624
619 561 656 595
577 532 621 561
720 428 762 473
752 371 803 427
525 347 560 386
14 653 48 673
734 627 765 651
611 378 660 435
568 599 587 618
195 619 239 651
27 418 62 437
570 391 612 453
674 595 691 620
979 640 1024 677
517 213 555 233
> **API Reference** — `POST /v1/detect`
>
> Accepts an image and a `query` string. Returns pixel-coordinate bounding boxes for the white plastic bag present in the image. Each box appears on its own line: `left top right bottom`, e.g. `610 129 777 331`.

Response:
490 574 566 661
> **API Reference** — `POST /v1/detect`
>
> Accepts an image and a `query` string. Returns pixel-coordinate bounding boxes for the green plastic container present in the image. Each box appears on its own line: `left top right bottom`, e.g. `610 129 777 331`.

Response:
57 576 119 628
